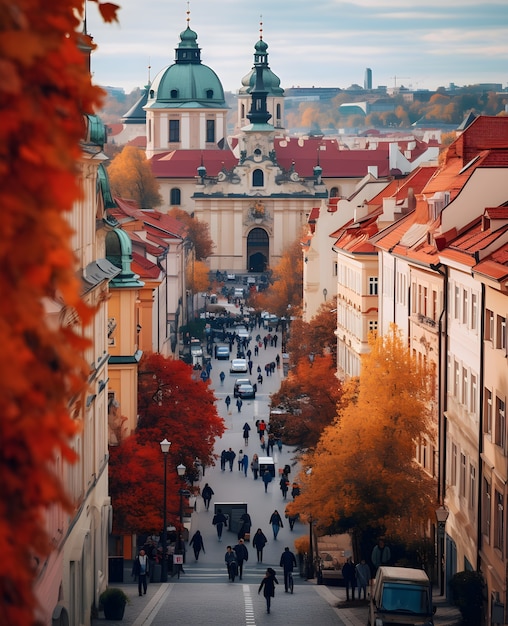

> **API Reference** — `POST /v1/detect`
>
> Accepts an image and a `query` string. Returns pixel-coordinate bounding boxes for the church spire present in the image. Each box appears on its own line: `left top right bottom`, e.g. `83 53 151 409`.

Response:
246 18 272 126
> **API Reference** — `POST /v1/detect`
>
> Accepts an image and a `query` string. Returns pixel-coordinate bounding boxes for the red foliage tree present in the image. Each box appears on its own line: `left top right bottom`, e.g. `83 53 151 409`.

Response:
109 353 225 534
0 1 118 622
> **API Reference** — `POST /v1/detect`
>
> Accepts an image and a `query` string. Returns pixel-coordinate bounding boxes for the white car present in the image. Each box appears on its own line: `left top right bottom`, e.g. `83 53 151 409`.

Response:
235 325 251 340
230 358 248 373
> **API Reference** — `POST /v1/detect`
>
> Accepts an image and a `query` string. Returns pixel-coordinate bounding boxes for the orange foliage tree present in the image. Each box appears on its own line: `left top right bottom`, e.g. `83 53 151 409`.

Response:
169 207 214 261
109 353 225 534
253 239 303 317
270 353 341 450
288 326 435 547
0 0 118 622
287 298 337 367
186 259 210 293
107 145 162 208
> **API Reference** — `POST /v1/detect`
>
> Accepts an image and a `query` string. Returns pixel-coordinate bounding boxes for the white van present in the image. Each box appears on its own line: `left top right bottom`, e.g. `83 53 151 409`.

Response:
368 566 435 626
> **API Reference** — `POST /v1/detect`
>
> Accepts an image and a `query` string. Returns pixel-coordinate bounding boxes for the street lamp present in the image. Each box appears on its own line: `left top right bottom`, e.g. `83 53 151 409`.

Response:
307 514 315 579
159 438 171 583
176 463 187 524
435 504 449 596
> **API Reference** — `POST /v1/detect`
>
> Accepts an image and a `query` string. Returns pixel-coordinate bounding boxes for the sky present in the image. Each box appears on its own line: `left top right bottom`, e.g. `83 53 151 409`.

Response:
86 0 508 95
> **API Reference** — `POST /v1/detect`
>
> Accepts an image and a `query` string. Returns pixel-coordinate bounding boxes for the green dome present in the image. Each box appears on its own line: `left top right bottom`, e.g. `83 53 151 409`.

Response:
239 38 284 97
146 26 227 109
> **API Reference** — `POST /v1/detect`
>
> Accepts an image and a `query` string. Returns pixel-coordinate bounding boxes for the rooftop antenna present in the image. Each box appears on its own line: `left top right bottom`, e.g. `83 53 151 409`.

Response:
148 57 151 84
260 15 263 40
187 1 191 26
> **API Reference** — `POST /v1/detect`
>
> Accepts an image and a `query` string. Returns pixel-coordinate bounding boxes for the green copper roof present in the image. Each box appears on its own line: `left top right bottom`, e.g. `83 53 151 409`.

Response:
145 26 227 110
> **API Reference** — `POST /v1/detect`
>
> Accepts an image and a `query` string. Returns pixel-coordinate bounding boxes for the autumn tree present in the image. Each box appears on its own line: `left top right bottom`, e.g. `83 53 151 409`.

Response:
253 239 303 317
109 353 224 534
270 353 341 450
107 145 162 208
186 259 210 293
0 0 118 622
288 326 435 551
169 207 213 260
287 298 337 367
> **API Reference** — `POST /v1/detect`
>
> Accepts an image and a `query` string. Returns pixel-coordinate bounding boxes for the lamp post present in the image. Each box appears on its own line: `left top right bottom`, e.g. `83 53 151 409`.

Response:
307 515 315 579
176 463 187 524
435 505 449 596
159 438 171 583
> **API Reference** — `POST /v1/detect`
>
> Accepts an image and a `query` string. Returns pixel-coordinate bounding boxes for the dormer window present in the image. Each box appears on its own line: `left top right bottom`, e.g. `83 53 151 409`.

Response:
252 169 264 187
171 89 179 99
206 89 214 99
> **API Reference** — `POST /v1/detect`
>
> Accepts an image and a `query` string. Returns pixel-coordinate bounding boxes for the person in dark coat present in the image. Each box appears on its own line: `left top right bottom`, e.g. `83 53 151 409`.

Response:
251 454 259 480
189 530 205 561
212 508 228 541
253 528 268 563
342 557 356 601
238 512 252 540
227 448 236 471
201 483 214 511
262 469 272 493
269 509 283 540
243 422 251 446
258 567 279 614
224 545 238 581
279 547 297 592
279 475 289 499
233 538 249 579
220 449 227 471
132 549 149 596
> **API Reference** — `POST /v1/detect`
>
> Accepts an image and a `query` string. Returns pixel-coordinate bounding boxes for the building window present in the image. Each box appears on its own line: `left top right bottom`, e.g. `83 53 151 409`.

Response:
482 478 491 540
462 367 468 406
469 464 476 509
432 290 438 320
169 119 180 142
471 292 478 331
454 285 460 319
148 119 152 143
495 396 506 450
450 442 457 486
368 320 378 332
369 277 378 296
485 388 492 435
206 89 214 99
170 188 181 206
485 309 494 342
460 453 466 497
330 187 339 198
495 491 504 551
170 89 179 99
497 315 507 351
470 373 477 414
276 103 281 123
206 119 215 143
454 360 460 398
462 288 468 325
333 261 338 277
241 103 245 119
252 169 264 187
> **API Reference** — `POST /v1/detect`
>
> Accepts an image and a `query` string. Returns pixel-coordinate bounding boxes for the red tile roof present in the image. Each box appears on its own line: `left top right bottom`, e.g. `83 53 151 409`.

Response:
131 251 161 280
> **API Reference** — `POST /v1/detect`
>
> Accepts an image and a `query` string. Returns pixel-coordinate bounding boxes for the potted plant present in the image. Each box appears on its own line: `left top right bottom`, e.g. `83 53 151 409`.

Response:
99 587 129 620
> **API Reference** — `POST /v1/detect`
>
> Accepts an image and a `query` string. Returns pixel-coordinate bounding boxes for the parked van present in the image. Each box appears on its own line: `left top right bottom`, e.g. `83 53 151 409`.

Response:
368 566 435 626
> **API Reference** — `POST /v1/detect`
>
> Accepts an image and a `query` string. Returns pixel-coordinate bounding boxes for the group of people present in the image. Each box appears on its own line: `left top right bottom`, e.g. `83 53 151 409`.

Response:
341 539 392 601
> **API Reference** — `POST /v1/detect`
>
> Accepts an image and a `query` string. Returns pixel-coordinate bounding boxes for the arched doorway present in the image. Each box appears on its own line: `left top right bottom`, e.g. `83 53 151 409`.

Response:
247 228 269 272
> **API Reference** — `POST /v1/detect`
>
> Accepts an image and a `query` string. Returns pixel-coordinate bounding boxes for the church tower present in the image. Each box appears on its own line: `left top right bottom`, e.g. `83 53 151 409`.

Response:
237 23 285 132
144 10 229 158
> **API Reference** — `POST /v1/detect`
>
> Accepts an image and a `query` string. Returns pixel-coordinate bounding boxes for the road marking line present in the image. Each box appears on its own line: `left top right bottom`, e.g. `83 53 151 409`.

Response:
132 583 175 626
243 584 256 625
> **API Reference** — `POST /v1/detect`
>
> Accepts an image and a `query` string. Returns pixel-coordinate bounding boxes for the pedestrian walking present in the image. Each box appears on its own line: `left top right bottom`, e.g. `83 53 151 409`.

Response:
189 530 205 561
212 508 228 542
220 449 227 471
242 452 249 477
227 447 236 471
285 507 299 531
132 549 149 596
355 559 371 599
201 483 214 511
251 453 259 480
238 449 244 471
253 528 268 563
238 512 252 540
248 360 253 375
262 468 272 493
258 419 267 440
280 547 297 592
257 373 263 385
225 395 231 412
269 509 283 539
254 344 259 356
279 474 289 499
243 422 251 445
291 482 300 500
267 433 275 456
371 538 391 575
276 354 280 368
342 557 356 601
234 538 249 580
260 435 266 452
225 545 238 581
236 397 243 413
258 567 278 614
219 371 225 385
